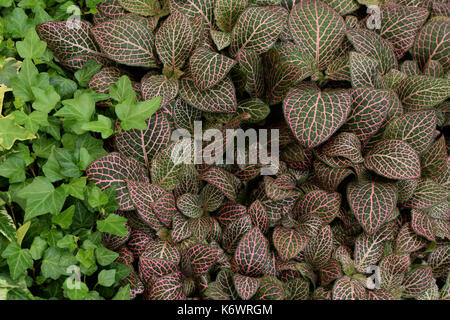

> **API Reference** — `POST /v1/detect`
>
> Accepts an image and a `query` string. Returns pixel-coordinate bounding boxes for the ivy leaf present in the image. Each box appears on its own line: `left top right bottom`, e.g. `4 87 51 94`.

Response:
16 28 47 59
289 0 345 70
0 207 17 242
41 247 64 280
95 246 119 266
98 269 116 287
51 205 75 230
55 91 95 122
29 236 47 260
31 86 61 114
81 115 113 139
0 115 36 151
17 176 67 221
364 140 421 180
1 242 33 280
115 96 162 131
97 213 129 237
74 59 103 87
283 86 351 148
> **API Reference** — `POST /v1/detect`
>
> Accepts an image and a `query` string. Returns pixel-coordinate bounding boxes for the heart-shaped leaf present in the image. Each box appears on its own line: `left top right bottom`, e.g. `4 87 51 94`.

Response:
283 86 351 148
233 273 259 300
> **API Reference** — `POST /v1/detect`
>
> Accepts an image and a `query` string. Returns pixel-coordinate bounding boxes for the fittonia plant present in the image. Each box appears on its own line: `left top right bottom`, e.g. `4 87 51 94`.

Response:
37 0 450 300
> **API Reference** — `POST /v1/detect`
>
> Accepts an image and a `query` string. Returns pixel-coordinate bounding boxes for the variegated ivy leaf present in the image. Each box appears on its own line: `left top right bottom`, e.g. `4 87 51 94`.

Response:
86 152 149 210
412 20 450 72
349 51 383 89
234 227 270 277
289 0 346 70
322 0 359 15
169 0 214 26
299 190 341 224
403 178 448 209
321 132 364 164
37 21 102 62
383 110 436 155
253 275 286 300
179 75 237 113
214 0 248 33
115 111 171 170
304 225 333 269
150 272 186 300
118 0 161 16
402 266 433 298
348 182 397 235
150 144 184 191
233 273 259 300
155 10 194 72
379 5 429 59
210 29 232 51
364 140 421 180
141 75 179 107
332 276 367 300
396 75 450 112
177 193 203 218
421 136 447 180
347 28 398 74
395 223 427 254
190 47 236 91
272 226 307 261
237 49 264 98
230 6 284 56
91 15 157 67
283 86 351 149
200 166 239 202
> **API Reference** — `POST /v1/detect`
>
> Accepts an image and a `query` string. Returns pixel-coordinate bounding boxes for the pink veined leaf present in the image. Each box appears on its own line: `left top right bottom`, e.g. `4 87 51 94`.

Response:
118 0 161 16
169 0 214 26
115 111 171 170
299 189 341 224
364 139 421 180
332 276 367 300
322 0 359 15
379 253 410 291
367 289 395 300
200 167 239 202
210 29 231 51
348 182 397 235
36 21 103 62
423 59 444 77
204 268 238 300
281 143 313 171
189 47 236 91
171 211 192 243
432 1 450 17
214 0 248 33
272 226 308 261
101 212 131 250
87 67 121 94
397 178 419 204
402 266 433 298
155 9 194 71
347 28 398 74
86 153 149 210
320 258 343 286
395 223 427 254
354 231 389 274
179 75 237 113
283 86 351 149
248 200 268 234
383 110 437 155
93 0 127 25
150 272 186 300
420 135 447 179
311 287 332 300
349 51 384 89
233 273 259 300
234 227 270 277
236 49 264 98
402 178 448 209
326 53 351 82
230 6 284 56
171 98 202 133
215 202 247 227
289 0 346 70
411 209 436 241
396 75 450 112
252 276 286 300
186 244 219 275
177 193 203 218
379 5 429 59
141 75 179 108
200 184 225 212
304 225 333 269
341 88 398 145
428 244 450 278
321 132 364 164
127 229 153 258
313 160 353 191
237 98 270 123
400 60 421 76
411 20 450 71
91 15 157 67
222 214 252 253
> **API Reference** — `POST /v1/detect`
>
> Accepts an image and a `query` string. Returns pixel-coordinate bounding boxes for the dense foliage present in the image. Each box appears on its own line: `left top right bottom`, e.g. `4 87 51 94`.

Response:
0 0 449 300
